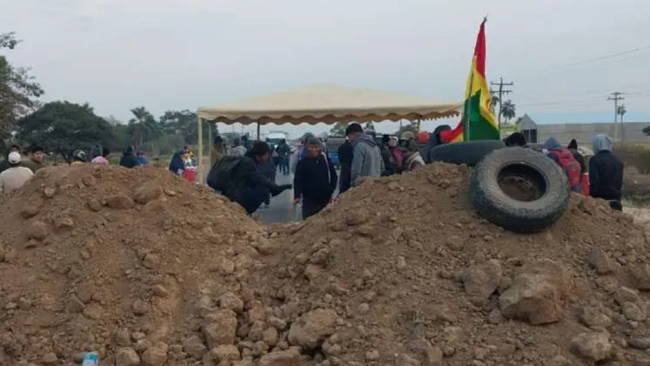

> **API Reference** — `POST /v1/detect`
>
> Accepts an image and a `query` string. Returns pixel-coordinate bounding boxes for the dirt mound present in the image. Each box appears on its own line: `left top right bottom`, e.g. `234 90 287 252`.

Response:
0 165 273 365
247 163 650 366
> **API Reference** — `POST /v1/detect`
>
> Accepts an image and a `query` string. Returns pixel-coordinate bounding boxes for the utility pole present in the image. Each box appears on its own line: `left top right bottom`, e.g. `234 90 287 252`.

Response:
490 77 514 128
608 92 624 142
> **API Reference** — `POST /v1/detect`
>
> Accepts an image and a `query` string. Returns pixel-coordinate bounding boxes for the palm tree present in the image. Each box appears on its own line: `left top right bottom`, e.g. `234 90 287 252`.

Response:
500 100 516 124
490 91 499 114
128 106 158 148
617 104 627 122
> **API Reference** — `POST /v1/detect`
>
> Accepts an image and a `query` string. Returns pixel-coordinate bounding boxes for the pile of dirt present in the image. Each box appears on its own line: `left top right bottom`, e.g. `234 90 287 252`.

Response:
0 165 276 366
2 162 650 366
246 163 650 366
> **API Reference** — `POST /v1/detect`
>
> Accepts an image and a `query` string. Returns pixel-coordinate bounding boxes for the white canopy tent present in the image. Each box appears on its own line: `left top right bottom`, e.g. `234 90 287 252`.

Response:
196 84 463 181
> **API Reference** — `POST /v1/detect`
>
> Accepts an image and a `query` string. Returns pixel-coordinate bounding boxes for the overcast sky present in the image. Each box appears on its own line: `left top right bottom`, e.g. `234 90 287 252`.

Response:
2 0 650 137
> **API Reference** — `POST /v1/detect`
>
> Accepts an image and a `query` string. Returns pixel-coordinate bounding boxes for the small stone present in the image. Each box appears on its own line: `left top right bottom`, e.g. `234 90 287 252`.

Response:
357 303 370 314
132 299 149 315
211 345 241 362
115 347 141 366
142 253 160 269
487 308 505 324
622 302 645 321
268 316 287 330
20 204 40 219
54 216 74 230
26 220 49 241
216 258 235 275
41 352 58 364
67 295 86 313
219 292 244 312
365 350 380 361
614 287 641 304
462 259 502 301
571 332 612 362
106 193 135 209
631 264 650 290
114 329 131 347
142 347 168 365
151 285 169 298
425 346 444 365
82 303 103 320
396 256 407 269
183 335 207 359
133 185 163 204
204 310 238 347
258 349 301 366
262 327 279 347
287 308 338 349
43 187 56 198
588 248 614 275
87 199 103 211
578 307 612 328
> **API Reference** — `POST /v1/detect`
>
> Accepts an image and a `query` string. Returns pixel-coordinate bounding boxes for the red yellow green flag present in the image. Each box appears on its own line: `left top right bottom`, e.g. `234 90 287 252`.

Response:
442 19 499 143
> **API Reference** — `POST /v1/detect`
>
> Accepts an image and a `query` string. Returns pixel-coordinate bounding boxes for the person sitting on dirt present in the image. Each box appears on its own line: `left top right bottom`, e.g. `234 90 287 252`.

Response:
338 137 354 194
208 141 291 215
0 152 33 193
504 132 527 147
589 134 623 211
229 138 248 157
380 134 402 176
91 147 111 165
0 145 22 173
23 145 46 171
169 151 185 175
567 139 586 174
404 140 425 171
137 151 149 165
119 145 140 168
71 150 87 165
293 137 338 219
543 137 582 193
347 123 384 186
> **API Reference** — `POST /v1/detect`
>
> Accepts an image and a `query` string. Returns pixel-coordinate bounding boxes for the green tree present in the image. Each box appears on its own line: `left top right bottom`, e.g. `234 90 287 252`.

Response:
0 32 43 132
364 121 375 131
127 106 159 148
159 109 215 151
328 122 346 136
500 100 516 123
16 101 114 162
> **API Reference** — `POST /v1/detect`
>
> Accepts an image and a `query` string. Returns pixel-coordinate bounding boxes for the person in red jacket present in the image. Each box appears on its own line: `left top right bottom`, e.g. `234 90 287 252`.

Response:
543 137 582 193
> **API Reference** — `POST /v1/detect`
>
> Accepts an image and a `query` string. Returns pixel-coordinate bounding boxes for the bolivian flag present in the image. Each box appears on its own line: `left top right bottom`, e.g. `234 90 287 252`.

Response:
441 19 499 143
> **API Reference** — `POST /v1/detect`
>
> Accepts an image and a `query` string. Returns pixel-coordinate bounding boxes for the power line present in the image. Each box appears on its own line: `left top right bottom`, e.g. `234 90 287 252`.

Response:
490 77 514 128
503 44 650 78
517 90 650 107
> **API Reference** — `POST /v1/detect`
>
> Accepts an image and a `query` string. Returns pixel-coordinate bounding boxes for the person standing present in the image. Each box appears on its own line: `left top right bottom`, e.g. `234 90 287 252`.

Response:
293 138 338 219
338 137 353 194
211 136 227 166
589 134 624 211
0 145 22 173
404 140 425 171
23 146 46 171
567 139 587 174
252 143 277 208
346 123 384 187
276 139 291 175
0 152 34 193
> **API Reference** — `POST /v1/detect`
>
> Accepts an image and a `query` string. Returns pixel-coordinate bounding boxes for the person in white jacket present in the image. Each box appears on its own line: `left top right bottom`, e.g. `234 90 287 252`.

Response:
0 152 34 193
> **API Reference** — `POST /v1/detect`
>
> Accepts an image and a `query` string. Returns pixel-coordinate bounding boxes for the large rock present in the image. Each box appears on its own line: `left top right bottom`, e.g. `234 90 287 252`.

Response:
204 309 238 346
258 349 301 366
571 332 612 362
462 259 502 301
498 260 567 325
288 308 338 349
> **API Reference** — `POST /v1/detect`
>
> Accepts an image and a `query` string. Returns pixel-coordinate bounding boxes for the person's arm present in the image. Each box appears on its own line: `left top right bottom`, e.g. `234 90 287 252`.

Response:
293 160 303 200
290 151 299 175
350 146 364 186
328 158 338 196
246 163 283 194
589 158 600 197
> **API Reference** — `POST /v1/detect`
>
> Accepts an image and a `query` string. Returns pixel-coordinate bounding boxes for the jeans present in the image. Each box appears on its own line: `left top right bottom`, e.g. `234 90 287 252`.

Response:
237 185 271 215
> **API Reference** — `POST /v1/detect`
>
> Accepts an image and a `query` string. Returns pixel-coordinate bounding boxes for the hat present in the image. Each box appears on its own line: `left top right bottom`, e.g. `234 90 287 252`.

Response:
8 152 21 164
400 131 415 140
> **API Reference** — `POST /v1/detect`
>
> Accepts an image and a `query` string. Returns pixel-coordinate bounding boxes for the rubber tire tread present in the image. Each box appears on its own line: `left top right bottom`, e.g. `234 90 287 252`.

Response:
469 147 570 233
429 140 505 167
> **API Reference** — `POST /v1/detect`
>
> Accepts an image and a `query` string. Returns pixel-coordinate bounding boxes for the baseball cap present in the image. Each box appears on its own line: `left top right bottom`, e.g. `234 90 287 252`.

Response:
8 152 21 164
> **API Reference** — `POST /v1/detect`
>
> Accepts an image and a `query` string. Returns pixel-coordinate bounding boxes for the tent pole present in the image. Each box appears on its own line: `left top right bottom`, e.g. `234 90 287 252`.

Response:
197 113 204 185
208 124 213 167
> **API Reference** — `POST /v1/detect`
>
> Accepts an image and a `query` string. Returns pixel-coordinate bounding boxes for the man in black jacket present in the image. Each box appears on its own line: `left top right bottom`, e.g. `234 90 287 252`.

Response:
338 138 353 194
210 141 291 215
119 145 141 168
294 138 338 219
590 134 624 211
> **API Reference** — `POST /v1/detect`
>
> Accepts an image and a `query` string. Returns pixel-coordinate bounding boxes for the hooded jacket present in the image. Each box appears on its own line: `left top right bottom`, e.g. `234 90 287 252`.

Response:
350 133 385 185
119 146 141 169
589 134 623 201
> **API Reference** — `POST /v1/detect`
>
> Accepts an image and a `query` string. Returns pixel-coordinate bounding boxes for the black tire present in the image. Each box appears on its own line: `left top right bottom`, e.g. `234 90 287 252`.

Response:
470 147 570 233
429 140 505 167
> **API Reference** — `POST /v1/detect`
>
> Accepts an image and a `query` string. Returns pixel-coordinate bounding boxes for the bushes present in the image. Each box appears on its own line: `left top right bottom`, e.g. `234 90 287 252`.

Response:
615 144 650 204
615 144 650 174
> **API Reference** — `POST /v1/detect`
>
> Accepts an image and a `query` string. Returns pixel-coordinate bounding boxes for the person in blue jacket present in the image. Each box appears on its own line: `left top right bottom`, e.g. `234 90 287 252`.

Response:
169 152 185 176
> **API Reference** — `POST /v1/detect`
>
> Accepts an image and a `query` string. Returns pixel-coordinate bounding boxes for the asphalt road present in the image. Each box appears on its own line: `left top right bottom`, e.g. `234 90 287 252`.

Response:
255 171 297 224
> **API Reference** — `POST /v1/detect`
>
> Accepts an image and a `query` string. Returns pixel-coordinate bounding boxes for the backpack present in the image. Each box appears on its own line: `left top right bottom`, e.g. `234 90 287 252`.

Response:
549 149 581 189
207 156 242 193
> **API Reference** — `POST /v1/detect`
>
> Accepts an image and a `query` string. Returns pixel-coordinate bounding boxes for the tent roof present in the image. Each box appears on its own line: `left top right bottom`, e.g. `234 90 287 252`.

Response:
198 84 462 125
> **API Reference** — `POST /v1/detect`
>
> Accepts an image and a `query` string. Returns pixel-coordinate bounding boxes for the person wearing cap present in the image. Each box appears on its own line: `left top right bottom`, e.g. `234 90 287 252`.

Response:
0 152 34 193
0 144 22 173
346 123 384 186
293 137 338 219
404 140 426 171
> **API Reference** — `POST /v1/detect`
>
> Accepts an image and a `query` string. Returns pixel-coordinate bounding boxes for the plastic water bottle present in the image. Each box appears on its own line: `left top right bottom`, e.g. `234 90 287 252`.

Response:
81 352 99 366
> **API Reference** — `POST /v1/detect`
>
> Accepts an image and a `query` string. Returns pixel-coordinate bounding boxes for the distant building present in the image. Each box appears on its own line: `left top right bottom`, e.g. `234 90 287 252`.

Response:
514 114 650 145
